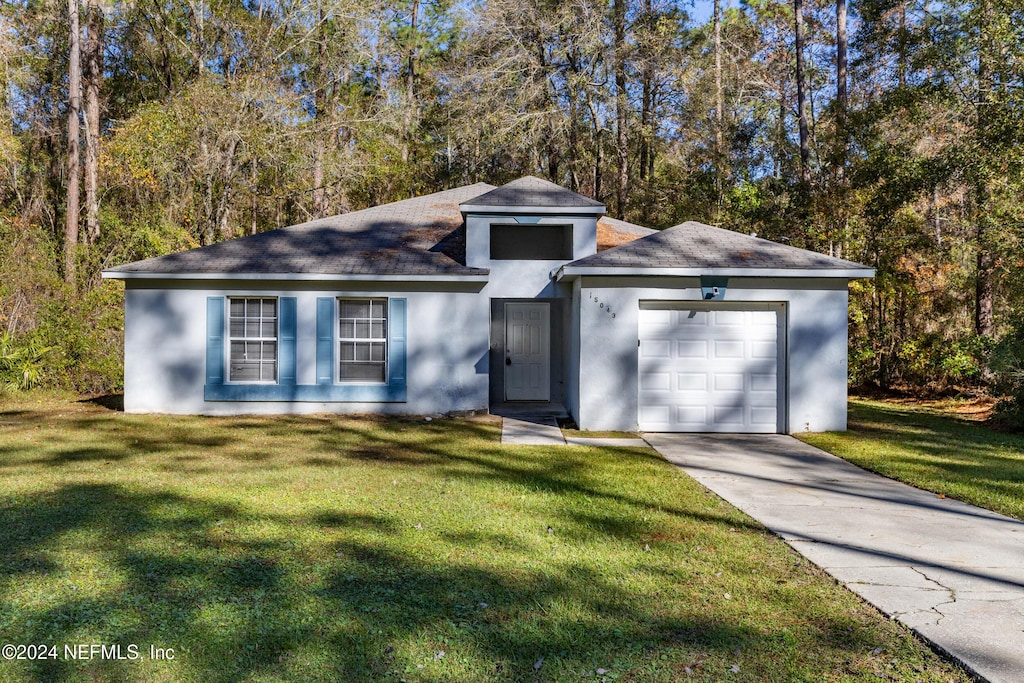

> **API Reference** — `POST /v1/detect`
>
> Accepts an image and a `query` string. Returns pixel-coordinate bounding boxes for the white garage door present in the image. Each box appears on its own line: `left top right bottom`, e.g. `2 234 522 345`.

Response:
638 304 782 433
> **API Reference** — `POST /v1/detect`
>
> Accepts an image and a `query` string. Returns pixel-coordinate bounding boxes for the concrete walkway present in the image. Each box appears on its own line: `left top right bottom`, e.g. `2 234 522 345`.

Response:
500 416 566 445
500 417 648 448
645 434 1024 683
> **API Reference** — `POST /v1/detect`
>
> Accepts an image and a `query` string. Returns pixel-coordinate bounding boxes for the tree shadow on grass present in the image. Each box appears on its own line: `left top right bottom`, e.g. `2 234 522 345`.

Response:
0 480 777 683
79 394 124 412
845 401 1024 515
0 408 961 681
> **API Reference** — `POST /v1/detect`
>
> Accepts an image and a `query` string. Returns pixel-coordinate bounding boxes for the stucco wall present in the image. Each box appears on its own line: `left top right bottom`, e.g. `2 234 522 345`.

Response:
573 277 851 433
124 281 489 415
465 213 598 270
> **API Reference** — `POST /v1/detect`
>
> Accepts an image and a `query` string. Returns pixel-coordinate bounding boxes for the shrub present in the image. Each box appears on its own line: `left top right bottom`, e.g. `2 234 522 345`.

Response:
992 319 1024 430
0 332 53 392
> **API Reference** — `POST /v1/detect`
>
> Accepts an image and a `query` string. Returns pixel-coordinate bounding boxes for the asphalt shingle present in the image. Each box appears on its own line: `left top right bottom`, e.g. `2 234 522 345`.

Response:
567 221 870 271
461 176 604 209
106 184 496 276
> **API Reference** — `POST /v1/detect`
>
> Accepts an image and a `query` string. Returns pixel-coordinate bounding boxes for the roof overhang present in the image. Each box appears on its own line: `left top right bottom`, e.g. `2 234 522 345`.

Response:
101 271 490 282
459 204 605 216
556 266 876 281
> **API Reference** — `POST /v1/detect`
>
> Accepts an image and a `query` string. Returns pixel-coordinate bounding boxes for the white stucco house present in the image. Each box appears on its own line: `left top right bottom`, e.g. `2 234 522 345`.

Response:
102 176 873 432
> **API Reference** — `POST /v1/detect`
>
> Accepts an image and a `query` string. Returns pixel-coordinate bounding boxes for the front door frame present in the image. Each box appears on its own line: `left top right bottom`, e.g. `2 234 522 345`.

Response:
503 301 551 401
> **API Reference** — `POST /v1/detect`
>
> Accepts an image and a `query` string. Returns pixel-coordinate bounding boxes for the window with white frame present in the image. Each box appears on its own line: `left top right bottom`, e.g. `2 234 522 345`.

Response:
228 297 278 382
338 298 388 382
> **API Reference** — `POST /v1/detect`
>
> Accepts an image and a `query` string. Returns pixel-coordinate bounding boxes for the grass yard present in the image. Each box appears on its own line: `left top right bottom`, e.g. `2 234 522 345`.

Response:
0 395 968 682
800 398 1024 521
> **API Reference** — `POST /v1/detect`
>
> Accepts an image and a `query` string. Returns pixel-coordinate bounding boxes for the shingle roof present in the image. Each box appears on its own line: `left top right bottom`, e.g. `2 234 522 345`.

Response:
105 184 496 276
567 221 871 271
596 216 658 251
461 176 604 209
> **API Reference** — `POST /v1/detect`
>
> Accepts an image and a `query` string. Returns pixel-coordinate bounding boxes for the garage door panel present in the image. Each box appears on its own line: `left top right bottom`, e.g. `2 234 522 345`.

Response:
677 340 708 359
639 404 671 428
750 406 777 426
677 372 707 391
750 373 776 392
713 405 745 425
714 340 745 359
643 309 672 326
640 371 671 391
677 405 708 425
713 373 744 391
640 339 672 358
713 310 745 325
751 341 776 359
639 306 781 433
674 310 708 326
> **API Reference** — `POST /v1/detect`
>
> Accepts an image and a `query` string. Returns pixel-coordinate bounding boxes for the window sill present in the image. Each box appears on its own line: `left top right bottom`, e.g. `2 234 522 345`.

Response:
205 383 406 403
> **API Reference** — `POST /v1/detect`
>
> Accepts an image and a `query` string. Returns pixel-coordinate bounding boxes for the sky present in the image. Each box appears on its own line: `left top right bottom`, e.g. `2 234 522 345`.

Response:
690 0 720 25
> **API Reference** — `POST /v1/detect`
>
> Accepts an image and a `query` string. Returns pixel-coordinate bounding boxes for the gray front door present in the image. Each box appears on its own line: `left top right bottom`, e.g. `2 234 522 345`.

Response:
504 302 550 401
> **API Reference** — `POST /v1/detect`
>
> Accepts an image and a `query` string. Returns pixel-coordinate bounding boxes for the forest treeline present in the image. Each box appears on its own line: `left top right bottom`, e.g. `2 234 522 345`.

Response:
0 0 1022 421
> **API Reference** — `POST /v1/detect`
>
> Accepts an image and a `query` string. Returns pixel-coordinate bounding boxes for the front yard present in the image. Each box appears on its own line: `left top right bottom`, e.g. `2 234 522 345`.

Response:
800 398 1024 521
0 395 967 682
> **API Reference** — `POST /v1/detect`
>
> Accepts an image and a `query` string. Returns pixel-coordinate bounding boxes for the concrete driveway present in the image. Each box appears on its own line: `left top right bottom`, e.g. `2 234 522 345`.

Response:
645 433 1024 683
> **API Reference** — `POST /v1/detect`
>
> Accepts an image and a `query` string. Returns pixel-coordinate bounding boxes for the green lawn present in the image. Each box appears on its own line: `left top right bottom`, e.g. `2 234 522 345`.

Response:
0 395 967 682
800 398 1024 521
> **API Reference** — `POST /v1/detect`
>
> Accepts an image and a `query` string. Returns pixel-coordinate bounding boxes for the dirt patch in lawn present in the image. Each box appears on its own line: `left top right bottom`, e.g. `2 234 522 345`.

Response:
852 391 996 422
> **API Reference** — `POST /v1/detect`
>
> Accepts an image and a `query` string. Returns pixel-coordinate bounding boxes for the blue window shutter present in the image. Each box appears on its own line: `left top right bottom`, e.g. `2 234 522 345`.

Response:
389 298 407 387
206 296 225 385
316 297 334 385
279 297 297 384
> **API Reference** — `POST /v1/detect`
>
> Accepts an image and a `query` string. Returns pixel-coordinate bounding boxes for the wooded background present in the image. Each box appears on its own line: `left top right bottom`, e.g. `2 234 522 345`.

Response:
0 0 1022 418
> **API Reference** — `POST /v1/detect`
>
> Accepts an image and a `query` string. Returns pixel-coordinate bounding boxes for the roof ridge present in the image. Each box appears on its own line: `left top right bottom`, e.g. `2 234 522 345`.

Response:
460 176 604 209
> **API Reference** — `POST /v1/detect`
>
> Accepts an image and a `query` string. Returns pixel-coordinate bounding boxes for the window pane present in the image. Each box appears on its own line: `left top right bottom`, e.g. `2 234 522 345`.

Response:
338 298 387 383
231 361 260 382
226 298 279 382
260 360 277 382
341 301 369 319
339 362 385 382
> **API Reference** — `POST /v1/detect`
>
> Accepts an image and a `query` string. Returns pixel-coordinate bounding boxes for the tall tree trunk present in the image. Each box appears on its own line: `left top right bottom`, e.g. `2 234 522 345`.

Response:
835 0 847 154
974 0 994 337
794 0 810 184
613 0 628 218
401 0 419 167
897 3 908 89
65 0 81 283
713 0 725 211
83 0 102 244
776 72 786 178
547 141 560 182
833 0 848 257
638 0 652 183
311 0 327 218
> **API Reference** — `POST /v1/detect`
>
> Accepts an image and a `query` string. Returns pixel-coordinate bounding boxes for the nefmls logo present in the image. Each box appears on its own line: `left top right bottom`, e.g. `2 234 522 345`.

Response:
65 644 141 660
